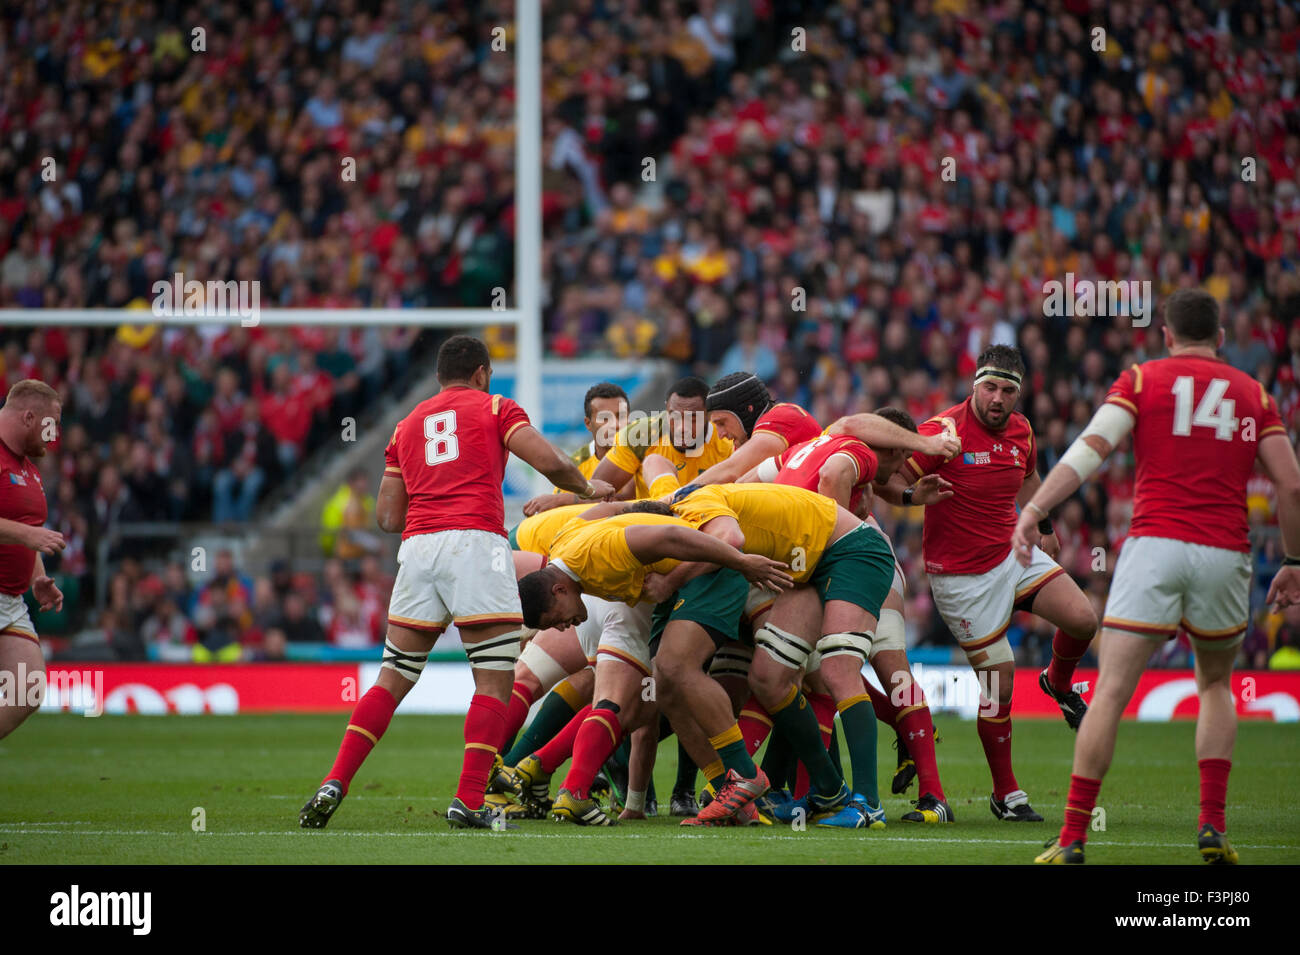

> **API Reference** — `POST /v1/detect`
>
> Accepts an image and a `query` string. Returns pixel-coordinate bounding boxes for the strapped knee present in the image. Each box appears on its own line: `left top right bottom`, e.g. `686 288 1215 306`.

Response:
519 640 569 687
755 623 814 670
816 630 874 663
593 699 621 714
381 638 429 683
464 629 525 671
708 644 754 680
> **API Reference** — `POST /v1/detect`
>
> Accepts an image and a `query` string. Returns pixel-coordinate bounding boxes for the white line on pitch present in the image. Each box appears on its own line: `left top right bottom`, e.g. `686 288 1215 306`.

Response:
0 828 1294 850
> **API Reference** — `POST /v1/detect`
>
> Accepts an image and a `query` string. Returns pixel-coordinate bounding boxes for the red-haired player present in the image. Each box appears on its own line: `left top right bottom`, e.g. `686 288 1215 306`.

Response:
1021 289 1299 864
300 336 613 830
0 380 66 741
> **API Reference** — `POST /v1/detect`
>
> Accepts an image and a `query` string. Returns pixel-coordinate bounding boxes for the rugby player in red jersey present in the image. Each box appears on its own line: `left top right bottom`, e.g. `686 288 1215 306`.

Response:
0 381 66 740
749 409 957 824
678 371 956 490
301 336 614 830
882 345 1100 824
1018 290 1300 864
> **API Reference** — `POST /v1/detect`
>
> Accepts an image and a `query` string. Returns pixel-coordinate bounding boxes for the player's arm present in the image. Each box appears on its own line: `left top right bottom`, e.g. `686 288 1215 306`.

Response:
624 524 792 592
688 432 787 487
0 517 65 554
642 453 685 499
873 468 953 507
1260 433 1300 609
1015 470 1060 559
508 425 614 500
829 413 960 457
375 473 409 534
643 513 748 601
1012 403 1135 564
589 448 637 498
816 454 858 511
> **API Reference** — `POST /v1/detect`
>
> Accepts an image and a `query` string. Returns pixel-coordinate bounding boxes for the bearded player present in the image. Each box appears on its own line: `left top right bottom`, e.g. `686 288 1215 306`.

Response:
300 336 613 830
0 381 66 740
882 345 1099 823
1022 289 1300 864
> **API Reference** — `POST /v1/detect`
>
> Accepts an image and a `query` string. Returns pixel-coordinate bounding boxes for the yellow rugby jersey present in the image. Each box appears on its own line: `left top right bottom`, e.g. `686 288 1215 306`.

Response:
671 483 837 583
551 442 601 493
547 512 683 604
514 504 592 556
604 413 733 498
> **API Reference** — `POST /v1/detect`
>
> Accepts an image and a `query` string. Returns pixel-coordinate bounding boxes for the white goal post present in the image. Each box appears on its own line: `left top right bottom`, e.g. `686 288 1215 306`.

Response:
0 0 544 437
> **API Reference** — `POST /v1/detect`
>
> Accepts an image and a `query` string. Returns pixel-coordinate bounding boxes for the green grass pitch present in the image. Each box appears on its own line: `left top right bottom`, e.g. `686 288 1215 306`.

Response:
1 713 1297 864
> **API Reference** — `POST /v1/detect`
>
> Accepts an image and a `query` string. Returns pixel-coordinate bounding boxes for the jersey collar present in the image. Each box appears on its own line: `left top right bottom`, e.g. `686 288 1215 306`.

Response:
549 558 580 582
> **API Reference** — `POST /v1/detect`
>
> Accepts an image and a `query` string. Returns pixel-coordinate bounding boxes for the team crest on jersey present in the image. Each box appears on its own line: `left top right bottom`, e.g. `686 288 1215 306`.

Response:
957 618 973 637
9 472 27 486
962 451 990 465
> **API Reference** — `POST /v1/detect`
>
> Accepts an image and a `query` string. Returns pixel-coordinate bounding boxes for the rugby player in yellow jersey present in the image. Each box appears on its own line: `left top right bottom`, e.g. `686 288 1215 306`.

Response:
668 483 898 825
521 383 630 515
583 376 733 502
515 511 793 825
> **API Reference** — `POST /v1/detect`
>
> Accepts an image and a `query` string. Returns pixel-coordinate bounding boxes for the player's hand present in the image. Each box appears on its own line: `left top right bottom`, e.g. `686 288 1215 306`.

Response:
641 572 676 605
1011 510 1039 567
618 807 648 821
522 493 568 516
910 474 953 506
1267 565 1300 611
737 553 794 593
1038 531 1061 561
32 575 63 612
920 432 961 460
584 479 616 501
21 525 65 555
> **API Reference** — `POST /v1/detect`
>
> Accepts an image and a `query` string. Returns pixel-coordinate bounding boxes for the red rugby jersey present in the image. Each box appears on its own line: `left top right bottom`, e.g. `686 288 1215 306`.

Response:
774 434 878 513
384 386 530 540
0 438 47 596
906 399 1037 575
1104 354 1285 552
752 402 822 449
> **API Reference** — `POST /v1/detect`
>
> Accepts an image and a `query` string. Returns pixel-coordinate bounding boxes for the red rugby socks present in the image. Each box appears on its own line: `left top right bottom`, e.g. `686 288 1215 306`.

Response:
738 697 774 755
976 699 1019 800
1060 774 1102 846
455 694 507 809
896 702 945 800
1198 758 1231 832
536 704 592 774
324 685 398 794
561 707 624 800
502 681 538 750
1046 629 1092 694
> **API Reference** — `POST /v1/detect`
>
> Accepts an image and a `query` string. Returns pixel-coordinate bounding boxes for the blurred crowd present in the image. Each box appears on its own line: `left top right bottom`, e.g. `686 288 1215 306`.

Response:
58 544 396 663
2 0 1298 667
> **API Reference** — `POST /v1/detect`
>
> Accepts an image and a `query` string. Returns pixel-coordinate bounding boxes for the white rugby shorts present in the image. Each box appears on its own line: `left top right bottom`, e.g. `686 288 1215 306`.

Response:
1103 536 1250 650
387 529 522 632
